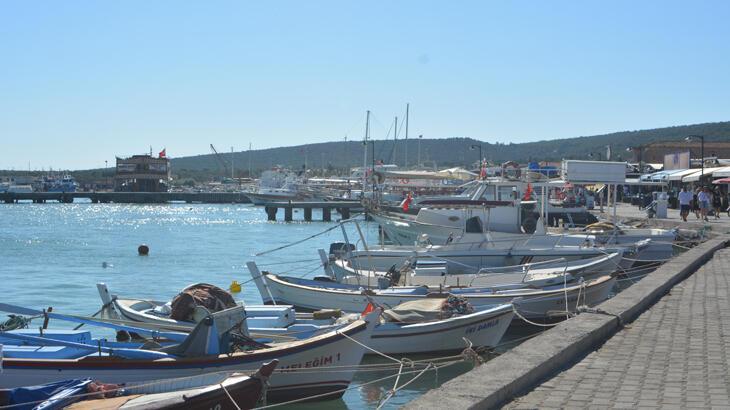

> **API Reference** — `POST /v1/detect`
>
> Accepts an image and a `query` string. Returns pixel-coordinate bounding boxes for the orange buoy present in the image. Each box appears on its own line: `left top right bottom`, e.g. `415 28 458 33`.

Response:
138 244 149 256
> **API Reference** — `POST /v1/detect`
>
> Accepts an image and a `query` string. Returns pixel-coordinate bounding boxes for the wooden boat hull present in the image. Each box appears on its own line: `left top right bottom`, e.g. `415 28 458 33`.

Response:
64 366 274 410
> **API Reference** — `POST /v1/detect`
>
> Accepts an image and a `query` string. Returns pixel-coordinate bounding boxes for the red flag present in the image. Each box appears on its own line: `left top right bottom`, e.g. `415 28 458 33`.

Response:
158 148 166 158
479 160 487 179
361 302 375 317
523 183 533 200
401 193 413 212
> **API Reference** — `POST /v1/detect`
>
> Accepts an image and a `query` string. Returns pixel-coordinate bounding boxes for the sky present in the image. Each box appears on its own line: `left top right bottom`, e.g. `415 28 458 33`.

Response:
1 1 730 170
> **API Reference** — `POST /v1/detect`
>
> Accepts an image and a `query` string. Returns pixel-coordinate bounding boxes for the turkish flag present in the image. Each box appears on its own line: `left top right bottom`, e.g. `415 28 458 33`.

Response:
361 302 375 317
158 148 166 158
401 193 413 212
523 183 533 200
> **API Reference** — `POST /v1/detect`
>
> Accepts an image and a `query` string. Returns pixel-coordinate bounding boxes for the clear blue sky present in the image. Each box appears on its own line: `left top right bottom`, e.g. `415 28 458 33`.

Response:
2 1 729 170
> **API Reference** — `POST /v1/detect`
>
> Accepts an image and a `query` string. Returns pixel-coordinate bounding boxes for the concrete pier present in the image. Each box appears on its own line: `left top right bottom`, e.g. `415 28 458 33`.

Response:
0 192 252 204
508 246 730 409
405 237 729 409
260 201 361 222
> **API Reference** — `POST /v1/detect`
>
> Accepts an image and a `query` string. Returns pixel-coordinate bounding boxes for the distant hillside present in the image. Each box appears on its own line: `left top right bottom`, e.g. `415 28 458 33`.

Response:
8 121 727 184
172 121 730 178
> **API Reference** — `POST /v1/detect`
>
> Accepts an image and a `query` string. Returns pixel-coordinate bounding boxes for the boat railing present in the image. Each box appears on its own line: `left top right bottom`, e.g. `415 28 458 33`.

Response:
468 257 569 286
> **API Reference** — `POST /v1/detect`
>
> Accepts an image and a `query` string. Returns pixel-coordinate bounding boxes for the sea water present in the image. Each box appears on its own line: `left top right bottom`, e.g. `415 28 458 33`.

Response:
0 202 489 409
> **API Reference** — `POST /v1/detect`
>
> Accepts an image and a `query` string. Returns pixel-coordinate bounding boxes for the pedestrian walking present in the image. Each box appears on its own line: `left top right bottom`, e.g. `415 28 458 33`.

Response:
698 186 711 222
678 187 693 222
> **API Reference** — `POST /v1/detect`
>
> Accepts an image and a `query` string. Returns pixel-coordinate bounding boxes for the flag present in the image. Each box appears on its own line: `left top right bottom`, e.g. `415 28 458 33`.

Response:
523 183 533 200
479 159 487 179
361 302 375 317
606 145 612 161
401 192 413 212
158 148 166 158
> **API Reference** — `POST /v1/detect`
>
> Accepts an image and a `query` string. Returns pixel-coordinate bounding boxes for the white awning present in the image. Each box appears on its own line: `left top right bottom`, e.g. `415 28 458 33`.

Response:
712 166 730 178
682 167 727 182
666 169 698 181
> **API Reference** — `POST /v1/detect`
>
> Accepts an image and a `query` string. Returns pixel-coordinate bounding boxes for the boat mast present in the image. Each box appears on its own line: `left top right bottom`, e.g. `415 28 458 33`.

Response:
362 110 370 192
405 103 409 168
248 142 252 177
394 116 398 166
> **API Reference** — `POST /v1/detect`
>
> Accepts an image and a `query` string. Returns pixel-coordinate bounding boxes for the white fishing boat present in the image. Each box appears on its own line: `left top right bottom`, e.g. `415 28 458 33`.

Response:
0 303 378 403
584 224 677 263
332 238 639 276
247 262 616 320
96 283 337 341
367 301 514 354
324 251 624 287
98 284 513 355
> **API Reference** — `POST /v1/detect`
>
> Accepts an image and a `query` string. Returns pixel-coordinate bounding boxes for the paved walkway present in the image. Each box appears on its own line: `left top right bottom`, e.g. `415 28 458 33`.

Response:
596 202 730 233
507 247 730 409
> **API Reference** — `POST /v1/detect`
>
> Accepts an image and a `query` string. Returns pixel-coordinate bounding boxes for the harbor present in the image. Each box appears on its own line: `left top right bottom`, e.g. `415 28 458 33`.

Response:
3 3 730 408
1 158 726 408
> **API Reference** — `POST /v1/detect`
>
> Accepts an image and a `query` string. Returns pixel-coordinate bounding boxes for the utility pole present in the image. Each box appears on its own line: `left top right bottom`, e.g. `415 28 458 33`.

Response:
417 135 423 167
405 103 409 168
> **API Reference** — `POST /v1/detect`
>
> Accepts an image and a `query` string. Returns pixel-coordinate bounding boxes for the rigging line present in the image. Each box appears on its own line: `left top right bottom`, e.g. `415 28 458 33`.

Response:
253 223 342 256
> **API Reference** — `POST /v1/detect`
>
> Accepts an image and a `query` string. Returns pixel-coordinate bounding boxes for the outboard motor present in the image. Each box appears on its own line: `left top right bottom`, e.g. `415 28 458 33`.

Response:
329 242 356 258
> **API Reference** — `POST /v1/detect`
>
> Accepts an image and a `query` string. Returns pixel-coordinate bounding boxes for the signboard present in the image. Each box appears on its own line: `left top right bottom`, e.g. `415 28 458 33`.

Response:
117 163 137 173
664 151 690 171
561 160 626 184
149 163 168 173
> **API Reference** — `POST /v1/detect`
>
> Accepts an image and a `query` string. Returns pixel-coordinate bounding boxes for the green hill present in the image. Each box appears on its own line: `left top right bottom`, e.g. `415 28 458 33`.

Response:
6 121 727 183
171 121 730 179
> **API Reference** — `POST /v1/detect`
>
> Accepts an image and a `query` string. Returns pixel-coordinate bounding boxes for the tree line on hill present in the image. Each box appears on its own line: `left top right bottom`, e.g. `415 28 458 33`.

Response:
3 121 728 184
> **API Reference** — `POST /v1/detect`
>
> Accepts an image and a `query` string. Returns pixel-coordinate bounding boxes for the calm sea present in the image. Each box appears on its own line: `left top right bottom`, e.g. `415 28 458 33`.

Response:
1 202 498 409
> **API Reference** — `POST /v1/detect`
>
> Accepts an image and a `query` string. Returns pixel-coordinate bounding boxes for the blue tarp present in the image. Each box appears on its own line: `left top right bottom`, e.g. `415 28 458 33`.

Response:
2 379 91 410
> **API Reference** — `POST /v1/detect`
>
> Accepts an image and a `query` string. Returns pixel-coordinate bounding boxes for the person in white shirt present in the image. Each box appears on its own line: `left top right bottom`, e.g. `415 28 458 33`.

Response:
678 187 693 222
698 186 712 222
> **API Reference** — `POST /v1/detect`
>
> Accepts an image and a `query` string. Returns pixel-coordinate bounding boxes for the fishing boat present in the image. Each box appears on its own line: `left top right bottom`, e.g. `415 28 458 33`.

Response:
0 303 378 403
96 283 337 341
0 361 277 410
367 300 514 354
247 262 616 320
323 251 624 288
98 284 513 355
332 236 639 276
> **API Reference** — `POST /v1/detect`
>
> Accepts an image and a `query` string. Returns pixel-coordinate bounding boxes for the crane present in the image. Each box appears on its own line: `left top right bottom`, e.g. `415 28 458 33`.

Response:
209 144 230 179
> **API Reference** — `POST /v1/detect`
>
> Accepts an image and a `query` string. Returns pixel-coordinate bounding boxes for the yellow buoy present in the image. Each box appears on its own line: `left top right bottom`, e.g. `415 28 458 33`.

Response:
229 280 242 293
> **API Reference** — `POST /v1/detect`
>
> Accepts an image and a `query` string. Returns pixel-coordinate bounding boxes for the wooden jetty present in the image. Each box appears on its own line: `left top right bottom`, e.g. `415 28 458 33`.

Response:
262 201 363 222
0 192 252 204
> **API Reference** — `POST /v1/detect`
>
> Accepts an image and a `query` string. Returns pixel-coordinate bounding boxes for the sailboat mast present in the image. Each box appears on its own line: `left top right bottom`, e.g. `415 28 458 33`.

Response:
405 103 409 168
363 110 370 192
394 116 398 166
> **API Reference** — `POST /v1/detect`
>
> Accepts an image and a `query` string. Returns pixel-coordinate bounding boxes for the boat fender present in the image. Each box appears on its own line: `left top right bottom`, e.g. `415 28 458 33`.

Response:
229 280 242 293
137 244 149 256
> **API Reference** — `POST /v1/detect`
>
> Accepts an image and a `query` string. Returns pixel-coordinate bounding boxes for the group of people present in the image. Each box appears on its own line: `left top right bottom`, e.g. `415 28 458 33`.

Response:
677 186 729 222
